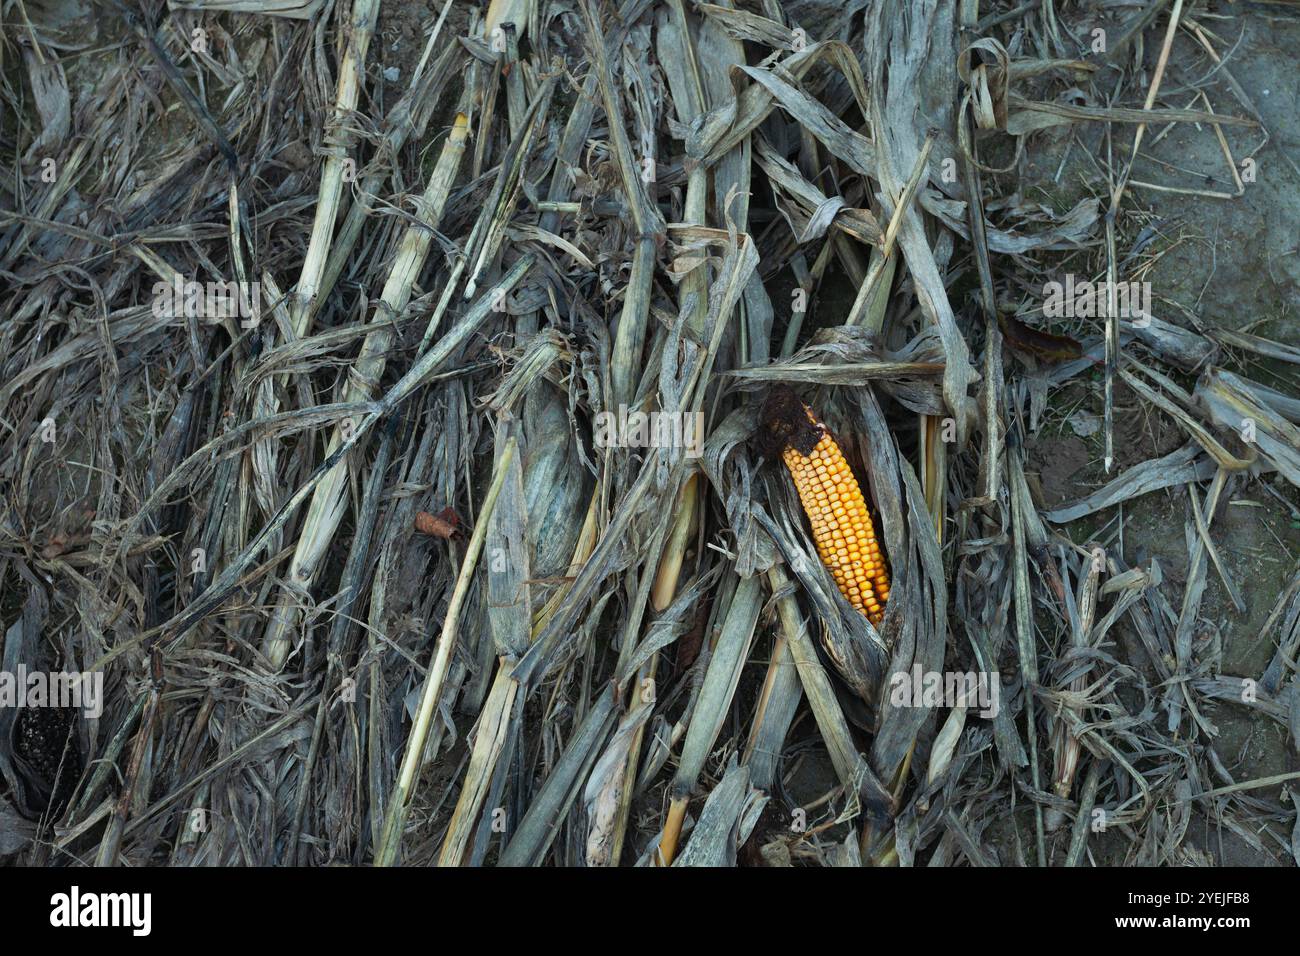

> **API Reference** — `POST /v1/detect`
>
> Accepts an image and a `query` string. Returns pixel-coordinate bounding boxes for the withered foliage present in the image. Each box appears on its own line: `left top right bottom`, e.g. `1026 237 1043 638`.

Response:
0 0 1296 868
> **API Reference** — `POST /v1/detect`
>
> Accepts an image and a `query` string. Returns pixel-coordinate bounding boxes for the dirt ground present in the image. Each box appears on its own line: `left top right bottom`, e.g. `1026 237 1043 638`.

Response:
1021 10 1300 865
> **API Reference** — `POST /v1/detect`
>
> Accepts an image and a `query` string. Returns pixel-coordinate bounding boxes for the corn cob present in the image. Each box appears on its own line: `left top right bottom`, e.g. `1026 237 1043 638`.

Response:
775 402 890 626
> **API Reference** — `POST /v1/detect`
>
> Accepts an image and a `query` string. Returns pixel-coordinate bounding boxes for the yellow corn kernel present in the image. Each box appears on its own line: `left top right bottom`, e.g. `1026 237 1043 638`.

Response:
779 409 890 627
